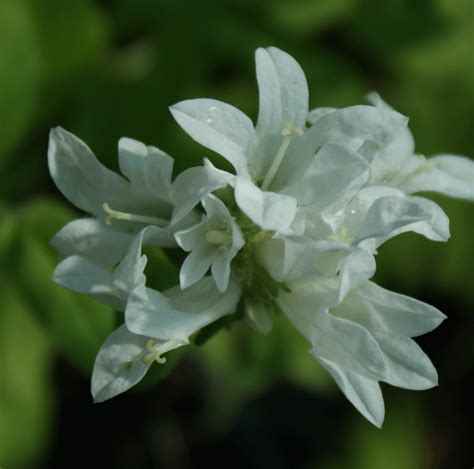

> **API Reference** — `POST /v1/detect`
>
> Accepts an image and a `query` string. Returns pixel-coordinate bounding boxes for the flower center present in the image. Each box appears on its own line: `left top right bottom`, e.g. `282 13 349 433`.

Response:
261 121 303 190
142 338 187 364
102 203 168 227
205 229 232 245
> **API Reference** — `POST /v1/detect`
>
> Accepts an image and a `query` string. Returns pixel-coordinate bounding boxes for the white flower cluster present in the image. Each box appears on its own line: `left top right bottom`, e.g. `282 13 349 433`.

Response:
48 47 473 427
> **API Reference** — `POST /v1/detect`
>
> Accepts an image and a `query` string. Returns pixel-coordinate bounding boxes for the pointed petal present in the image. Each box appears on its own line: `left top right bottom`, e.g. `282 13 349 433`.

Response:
112 228 149 292
171 163 232 224
52 255 115 294
255 47 308 136
366 92 415 181
235 178 297 232
283 143 370 210
402 154 474 201
371 196 450 244
357 195 450 244
48 127 129 216
174 216 208 252
118 137 173 209
373 331 439 390
211 254 231 293
50 218 135 267
316 355 385 427
352 282 446 338
170 99 254 175
125 277 242 341
179 243 215 289
338 248 376 301
305 105 409 155
91 325 152 402
279 291 387 380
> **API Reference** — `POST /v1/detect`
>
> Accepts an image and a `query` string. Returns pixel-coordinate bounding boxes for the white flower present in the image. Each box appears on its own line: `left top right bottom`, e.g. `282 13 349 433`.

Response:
48 128 202 273
91 325 186 403
278 278 446 427
48 46 472 427
175 194 244 292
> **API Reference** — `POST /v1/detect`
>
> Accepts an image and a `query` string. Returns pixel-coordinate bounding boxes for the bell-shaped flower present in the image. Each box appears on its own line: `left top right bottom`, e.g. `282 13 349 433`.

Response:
174 194 244 292
278 277 446 427
91 273 242 403
169 48 409 235
91 325 187 403
48 128 196 269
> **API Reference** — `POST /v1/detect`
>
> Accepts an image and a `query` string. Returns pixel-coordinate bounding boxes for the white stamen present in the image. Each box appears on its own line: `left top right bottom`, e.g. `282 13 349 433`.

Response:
261 122 303 190
102 203 167 226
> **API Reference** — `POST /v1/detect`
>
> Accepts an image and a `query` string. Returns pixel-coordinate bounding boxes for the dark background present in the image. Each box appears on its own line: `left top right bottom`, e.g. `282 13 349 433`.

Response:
0 0 472 467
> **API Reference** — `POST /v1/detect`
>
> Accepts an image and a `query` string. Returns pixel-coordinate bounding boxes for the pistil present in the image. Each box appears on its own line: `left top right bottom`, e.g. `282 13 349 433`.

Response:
142 338 187 365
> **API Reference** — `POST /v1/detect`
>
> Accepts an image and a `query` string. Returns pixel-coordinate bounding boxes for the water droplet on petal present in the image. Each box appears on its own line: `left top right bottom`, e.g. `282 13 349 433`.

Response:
350 209 356 215
206 118 212 124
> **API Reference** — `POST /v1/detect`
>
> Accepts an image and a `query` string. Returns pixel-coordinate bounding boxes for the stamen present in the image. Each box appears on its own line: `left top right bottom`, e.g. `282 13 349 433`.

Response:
261 121 303 190
142 338 188 365
206 230 232 245
102 203 167 226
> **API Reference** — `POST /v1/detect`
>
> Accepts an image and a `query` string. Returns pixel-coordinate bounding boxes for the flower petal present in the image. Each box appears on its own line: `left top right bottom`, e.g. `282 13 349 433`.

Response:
338 247 376 301
235 178 297 232
305 105 409 155
48 127 130 216
373 332 438 390
170 99 254 175
118 137 174 215
278 288 387 381
91 325 152 403
332 285 441 390
282 143 370 210
52 255 115 295
401 154 474 201
255 46 308 137
171 163 232 224
316 355 385 428
370 196 450 244
50 218 135 267
211 255 231 293
125 277 242 341
357 195 450 244
349 282 446 338
179 242 215 289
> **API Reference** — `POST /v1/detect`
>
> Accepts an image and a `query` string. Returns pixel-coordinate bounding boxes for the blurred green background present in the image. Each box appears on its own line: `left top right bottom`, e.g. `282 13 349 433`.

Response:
0 0 472 467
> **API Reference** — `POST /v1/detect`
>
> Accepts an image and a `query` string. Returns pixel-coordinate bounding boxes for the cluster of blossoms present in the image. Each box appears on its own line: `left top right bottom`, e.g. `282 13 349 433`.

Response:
49 47 473 427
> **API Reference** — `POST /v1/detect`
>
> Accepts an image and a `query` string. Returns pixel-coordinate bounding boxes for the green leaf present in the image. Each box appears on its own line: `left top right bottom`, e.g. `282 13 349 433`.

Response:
0 280 53 467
